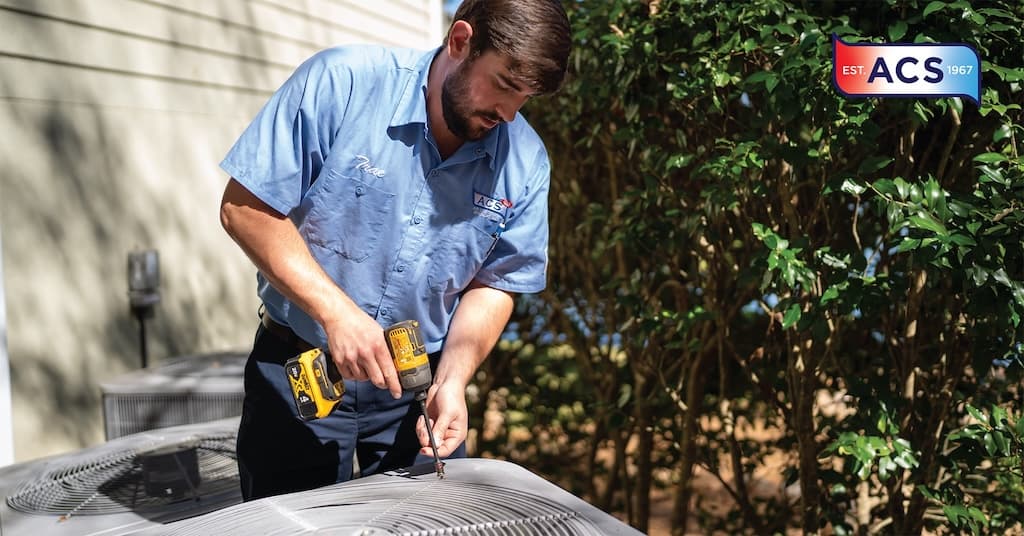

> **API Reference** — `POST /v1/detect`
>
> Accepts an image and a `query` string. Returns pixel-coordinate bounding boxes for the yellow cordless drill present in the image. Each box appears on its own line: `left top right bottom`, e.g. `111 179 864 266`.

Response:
284 320 444 478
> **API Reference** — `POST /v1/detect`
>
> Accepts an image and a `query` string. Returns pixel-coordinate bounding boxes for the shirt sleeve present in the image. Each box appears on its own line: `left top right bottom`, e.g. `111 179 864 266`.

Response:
474 149 551 294
219 49 352 216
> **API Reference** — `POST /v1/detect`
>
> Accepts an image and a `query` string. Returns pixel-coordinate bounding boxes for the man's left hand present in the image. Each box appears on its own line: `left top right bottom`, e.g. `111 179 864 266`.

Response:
417 381 468 458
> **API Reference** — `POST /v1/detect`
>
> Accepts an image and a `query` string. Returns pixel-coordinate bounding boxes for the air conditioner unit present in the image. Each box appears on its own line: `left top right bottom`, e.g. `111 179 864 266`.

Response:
100 352 247 439
0 417 242 535
135 458 644 535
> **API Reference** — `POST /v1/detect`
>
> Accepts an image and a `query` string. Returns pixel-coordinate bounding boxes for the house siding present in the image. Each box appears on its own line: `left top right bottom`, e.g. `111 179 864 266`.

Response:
0 0 443 462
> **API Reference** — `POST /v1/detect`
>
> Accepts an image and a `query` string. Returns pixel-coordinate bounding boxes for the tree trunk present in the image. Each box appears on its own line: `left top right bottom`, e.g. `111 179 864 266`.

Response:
632 374 654 533
670 350 710 535
789 338 821 534
601 425 630 517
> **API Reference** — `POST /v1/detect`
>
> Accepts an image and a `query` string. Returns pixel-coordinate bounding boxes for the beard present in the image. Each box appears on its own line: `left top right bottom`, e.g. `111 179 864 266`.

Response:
441 62 500 141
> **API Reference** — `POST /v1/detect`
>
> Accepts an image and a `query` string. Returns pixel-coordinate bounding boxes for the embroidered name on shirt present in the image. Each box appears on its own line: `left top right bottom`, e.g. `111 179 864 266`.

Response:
354 155 385 178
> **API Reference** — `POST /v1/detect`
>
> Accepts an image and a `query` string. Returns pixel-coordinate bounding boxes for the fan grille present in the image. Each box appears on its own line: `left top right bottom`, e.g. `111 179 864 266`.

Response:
6 433 238 517
151 479 606 535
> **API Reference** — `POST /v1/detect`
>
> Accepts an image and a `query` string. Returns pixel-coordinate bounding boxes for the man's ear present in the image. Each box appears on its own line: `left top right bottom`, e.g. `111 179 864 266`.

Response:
447 20 473 62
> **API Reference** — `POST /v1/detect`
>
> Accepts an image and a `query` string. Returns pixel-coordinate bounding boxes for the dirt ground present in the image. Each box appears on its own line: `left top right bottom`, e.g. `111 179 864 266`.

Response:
625 451 796 535
476 402 796 535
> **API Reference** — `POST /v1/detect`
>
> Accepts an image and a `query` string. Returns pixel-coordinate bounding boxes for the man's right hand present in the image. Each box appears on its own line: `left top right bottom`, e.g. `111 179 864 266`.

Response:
324 312 402 399
220 178 402 399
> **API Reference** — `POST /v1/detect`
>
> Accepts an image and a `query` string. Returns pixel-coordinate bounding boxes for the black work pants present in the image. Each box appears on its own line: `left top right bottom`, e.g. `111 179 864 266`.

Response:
235 321 463 500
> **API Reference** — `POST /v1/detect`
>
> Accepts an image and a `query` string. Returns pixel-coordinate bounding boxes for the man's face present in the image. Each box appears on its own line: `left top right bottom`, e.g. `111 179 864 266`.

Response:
441 51 533 141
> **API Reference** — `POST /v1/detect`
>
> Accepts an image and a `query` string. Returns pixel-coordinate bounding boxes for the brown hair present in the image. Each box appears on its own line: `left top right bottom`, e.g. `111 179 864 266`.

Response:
447 0 571 95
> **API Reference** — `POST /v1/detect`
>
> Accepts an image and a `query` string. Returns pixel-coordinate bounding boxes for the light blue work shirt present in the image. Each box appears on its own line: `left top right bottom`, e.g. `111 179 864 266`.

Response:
220 45 551 354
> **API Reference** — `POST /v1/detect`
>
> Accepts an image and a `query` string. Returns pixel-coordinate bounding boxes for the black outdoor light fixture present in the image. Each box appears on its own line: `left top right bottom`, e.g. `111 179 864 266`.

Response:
127 249 160 368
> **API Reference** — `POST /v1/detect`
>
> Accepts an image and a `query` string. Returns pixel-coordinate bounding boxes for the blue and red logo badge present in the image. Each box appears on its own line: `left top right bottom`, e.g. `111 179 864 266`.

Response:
832 34 981 105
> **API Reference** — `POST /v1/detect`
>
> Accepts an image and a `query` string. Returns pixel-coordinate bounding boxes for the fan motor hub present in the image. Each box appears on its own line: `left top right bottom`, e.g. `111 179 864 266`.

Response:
140 445 200 498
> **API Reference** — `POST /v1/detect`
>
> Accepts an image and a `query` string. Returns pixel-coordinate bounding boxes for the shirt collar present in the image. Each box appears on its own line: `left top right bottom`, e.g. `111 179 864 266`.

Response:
389 48 436 129
389 47 501 164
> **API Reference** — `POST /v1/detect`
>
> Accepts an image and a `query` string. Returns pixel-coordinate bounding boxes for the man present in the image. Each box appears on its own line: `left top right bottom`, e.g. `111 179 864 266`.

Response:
219 0 571 500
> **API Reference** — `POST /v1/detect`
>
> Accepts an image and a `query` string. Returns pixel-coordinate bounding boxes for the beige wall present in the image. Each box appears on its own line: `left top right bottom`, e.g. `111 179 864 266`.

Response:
0 0 443 462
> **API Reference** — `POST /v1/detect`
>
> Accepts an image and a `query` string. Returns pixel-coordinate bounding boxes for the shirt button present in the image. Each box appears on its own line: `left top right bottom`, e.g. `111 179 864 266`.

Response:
475 148 484 156
430 170 439 177
355 186 365 196
413 216 423 225
380 307 390 317
396 265 406 272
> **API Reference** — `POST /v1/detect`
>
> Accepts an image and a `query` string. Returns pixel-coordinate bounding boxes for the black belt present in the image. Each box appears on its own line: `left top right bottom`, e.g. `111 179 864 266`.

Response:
261 314 315 352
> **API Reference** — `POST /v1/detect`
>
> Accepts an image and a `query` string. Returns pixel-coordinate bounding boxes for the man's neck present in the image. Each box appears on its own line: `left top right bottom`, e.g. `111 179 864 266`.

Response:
426 50 463 160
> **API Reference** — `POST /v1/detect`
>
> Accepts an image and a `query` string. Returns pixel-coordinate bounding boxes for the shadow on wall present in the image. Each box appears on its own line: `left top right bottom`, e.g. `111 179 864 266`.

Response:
1 0 277 457
5 104 251 451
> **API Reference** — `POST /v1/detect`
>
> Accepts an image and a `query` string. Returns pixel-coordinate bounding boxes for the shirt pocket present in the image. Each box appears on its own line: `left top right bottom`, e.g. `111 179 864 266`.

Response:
302 168 395 262
427 217 499 294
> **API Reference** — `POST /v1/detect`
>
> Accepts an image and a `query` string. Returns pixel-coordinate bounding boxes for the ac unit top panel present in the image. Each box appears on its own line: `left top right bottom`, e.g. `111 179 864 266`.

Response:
99 352 248 394
0 418 242 536
136 458 644 535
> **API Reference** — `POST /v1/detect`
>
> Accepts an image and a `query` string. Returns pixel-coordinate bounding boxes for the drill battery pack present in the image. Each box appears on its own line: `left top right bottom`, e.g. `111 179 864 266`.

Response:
285 348 344 421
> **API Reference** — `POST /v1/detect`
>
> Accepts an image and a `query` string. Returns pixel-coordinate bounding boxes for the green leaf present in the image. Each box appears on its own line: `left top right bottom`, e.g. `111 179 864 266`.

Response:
992 405 1007 426
820 252 849 269
943 505 968 526
967 266 989 286
983 431 996 455
948 234 976 247
888 21 908 41
856 460 872 480
745 71 772 84
841 178 867 196
894 177 910 200
616 384 632 409
893 451 915 469
979 165 1008 185
993 268 1012 287
967 405 988 424
924 178 945 214
992 430 1008 454
994 124 1012 142
948 200 972 219
666 154 694 170
967 507 987 524
878 456 898 480
873 178 898 196
978 8 1014 19
868 436 890 455
974 152 1008 164
782 303 802 329
859 157 894 175
897 237 923 252
909 212 948 235
918 486 939 501
923 1 946 17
